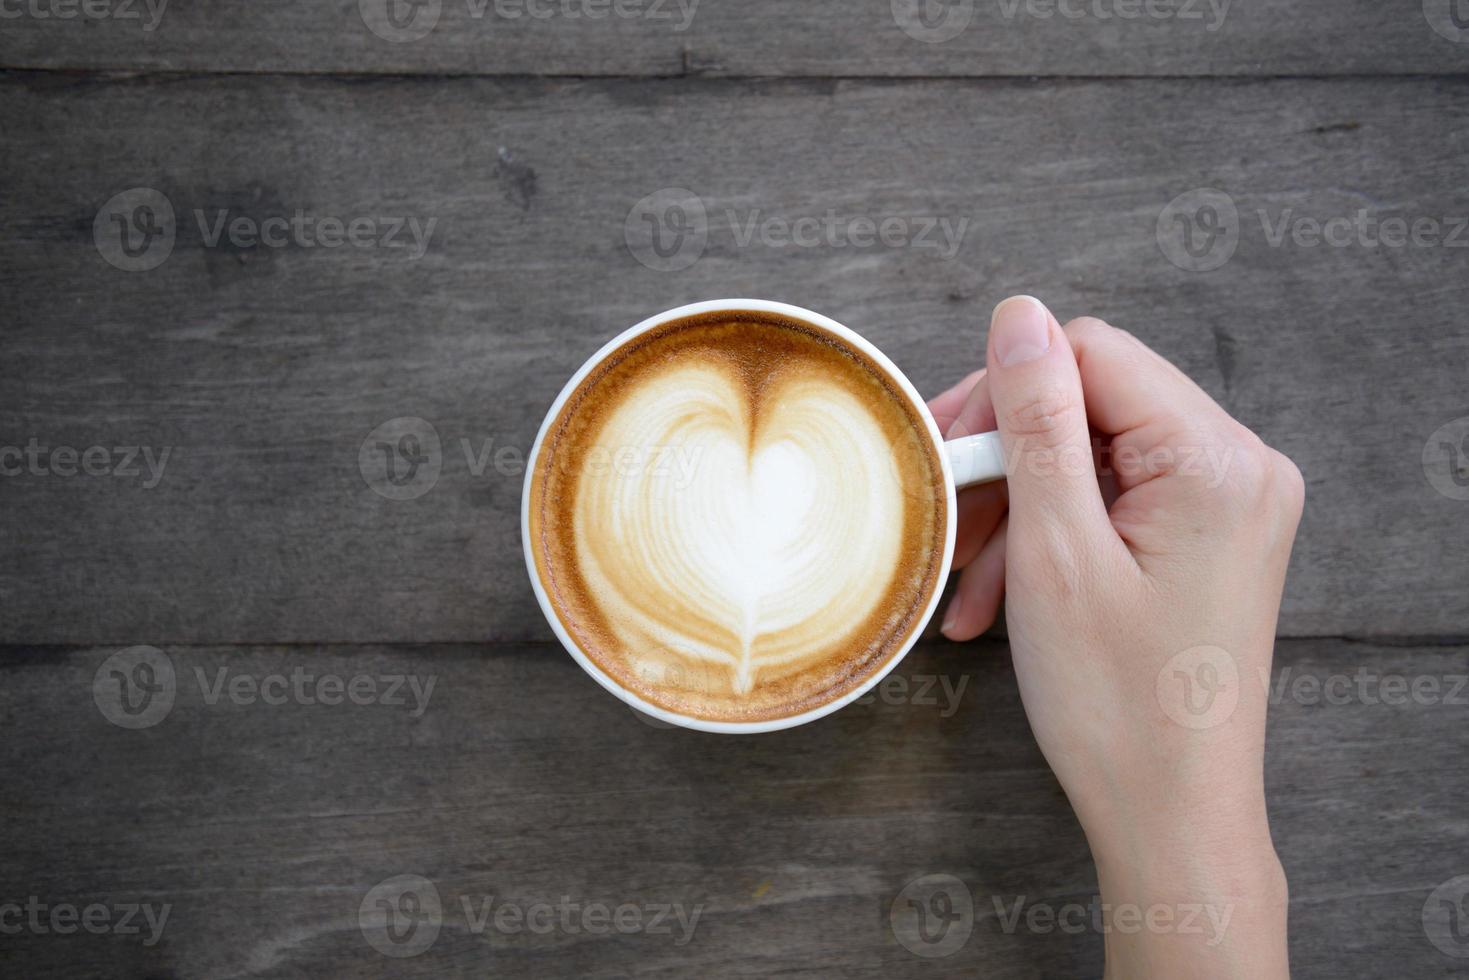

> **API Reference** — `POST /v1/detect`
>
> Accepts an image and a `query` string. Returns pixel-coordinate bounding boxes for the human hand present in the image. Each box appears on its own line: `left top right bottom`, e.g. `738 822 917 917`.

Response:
928 296 1303 978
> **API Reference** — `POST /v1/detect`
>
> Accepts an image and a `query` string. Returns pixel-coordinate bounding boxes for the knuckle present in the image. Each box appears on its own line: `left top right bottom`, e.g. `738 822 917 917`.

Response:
1002 384 1080 446
1212 425 1274 497
1065 315 1141 352
1206 427 1305 520
1063 315 1113 342
1063 317 1157 378
1269 449 1307 516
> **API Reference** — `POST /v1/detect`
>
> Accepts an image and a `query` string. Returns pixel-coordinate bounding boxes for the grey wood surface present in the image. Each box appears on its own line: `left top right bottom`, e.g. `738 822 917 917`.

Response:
3 5 1468 978
2 0 1469 76
0 638 1465 978
2 72 1466 644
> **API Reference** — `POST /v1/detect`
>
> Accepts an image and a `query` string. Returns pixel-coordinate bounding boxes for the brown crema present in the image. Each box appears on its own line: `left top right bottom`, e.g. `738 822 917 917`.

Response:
527 310 947 722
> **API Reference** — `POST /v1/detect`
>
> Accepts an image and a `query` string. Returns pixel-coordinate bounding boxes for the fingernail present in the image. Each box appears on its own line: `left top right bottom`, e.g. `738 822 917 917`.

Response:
991 296 1051 367
941 593 963 637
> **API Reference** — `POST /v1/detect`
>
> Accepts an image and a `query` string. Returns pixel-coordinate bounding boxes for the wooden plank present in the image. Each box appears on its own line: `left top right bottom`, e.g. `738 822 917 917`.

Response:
0 638 1464 977
0 73 1466 643
1 0 1468 77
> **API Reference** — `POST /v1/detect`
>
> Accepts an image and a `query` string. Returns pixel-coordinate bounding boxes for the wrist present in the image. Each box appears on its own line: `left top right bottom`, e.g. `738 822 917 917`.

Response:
1087 800 1280 880
1092 831 1286 912
1087 815 1289 979
1072 755 1277 877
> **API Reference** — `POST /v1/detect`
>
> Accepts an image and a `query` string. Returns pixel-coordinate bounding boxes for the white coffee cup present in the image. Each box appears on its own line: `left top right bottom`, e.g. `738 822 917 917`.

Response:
522 299 1006 733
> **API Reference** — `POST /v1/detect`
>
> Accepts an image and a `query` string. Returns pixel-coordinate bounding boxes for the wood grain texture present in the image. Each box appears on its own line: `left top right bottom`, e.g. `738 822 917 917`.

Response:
2 0 1469 77
3 4 1465 980
2 72 1466 644
0 638 1464 977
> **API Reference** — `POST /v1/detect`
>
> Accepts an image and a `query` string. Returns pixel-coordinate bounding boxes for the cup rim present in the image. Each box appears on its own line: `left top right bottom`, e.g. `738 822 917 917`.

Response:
520 299 958 734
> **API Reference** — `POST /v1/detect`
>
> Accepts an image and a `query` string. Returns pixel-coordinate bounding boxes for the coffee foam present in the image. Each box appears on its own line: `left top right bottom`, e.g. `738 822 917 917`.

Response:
528 311 946 723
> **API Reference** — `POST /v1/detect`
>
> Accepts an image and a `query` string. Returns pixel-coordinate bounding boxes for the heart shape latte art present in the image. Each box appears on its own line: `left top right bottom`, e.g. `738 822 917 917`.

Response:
529 311 947 723
573 363 909 699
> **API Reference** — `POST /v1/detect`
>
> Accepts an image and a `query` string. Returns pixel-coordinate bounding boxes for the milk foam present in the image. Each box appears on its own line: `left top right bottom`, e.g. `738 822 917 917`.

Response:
573 364 907 699
529 312 946 723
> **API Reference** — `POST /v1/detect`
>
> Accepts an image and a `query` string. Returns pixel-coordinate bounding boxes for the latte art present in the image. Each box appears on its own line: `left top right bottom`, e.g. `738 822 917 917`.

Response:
528 311 946 722
578 366 908 696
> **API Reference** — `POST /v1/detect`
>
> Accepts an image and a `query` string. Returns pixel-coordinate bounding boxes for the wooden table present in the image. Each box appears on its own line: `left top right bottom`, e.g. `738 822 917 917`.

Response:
2 3 1466 976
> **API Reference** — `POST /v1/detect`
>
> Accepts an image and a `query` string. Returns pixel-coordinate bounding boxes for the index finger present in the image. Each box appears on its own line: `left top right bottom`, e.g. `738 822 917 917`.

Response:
1063 317 1232 439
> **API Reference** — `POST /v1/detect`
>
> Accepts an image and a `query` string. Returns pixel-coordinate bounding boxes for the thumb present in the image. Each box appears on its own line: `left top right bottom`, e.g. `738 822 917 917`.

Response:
985 296 1112 544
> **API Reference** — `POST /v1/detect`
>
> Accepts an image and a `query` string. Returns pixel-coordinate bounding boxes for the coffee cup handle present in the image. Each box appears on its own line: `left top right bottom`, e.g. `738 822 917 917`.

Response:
946 431 1007 488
